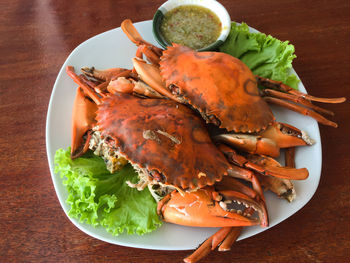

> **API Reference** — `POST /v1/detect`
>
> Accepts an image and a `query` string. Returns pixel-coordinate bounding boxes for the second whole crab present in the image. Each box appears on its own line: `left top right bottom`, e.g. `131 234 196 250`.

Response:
64 19 345 263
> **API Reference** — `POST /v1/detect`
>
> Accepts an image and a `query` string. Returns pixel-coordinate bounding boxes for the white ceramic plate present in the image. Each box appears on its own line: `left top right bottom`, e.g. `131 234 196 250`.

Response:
46 21 322 250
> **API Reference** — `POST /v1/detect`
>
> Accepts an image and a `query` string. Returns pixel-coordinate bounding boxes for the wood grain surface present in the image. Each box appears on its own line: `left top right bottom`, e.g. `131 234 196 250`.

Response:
1 0 349 262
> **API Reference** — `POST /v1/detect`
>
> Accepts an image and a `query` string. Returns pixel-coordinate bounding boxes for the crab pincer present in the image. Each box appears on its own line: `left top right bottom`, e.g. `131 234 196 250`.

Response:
157 186 262 228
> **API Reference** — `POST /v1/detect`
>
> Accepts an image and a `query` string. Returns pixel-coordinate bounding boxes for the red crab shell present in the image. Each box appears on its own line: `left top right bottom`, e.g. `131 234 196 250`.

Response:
96 93 231 190
159 44 275 133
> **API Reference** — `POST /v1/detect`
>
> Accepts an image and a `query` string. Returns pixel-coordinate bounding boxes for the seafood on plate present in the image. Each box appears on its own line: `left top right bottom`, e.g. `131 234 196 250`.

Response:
63 19 346 263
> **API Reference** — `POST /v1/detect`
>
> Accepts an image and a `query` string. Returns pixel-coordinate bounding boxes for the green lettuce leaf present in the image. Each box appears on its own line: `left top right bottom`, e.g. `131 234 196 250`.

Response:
219 22 299 89
54 148 162 235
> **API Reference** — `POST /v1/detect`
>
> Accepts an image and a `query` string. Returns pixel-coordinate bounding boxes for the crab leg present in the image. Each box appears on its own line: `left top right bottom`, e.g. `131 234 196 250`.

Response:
256 75 345 127
264 97 338 127
218 207 255 251
78 75 110 98
79 74 102 87
257 173 296 202
136 44 161 66
81 67 132 82
256 75 346 103
183 227 232 263
288 89 346 104
217 227 242 252
226 166 265 201
66 66 102 105
79 64 166 99
93 82 109 97
67 66 103 158
215 175 260 201
250 147 297 202
262 88 334 116
70 87 97 159
285 147 296 168
184 207 255 263
222 144 297 201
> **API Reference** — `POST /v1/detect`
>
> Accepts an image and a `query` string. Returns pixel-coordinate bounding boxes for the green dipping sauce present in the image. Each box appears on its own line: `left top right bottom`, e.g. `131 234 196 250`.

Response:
160 5 222 50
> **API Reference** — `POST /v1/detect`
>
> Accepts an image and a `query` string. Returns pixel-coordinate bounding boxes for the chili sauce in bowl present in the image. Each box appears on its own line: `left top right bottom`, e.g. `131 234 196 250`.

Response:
160 5 221 50
153 0 231 51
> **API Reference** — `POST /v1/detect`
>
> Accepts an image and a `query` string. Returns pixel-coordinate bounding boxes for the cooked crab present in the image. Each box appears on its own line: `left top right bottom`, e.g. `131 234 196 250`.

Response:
120 19 345 133
70 84 278 228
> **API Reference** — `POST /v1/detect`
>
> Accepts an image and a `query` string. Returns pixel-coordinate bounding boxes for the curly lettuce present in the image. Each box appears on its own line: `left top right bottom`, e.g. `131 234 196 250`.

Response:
54 148 162 235
219 22 299 89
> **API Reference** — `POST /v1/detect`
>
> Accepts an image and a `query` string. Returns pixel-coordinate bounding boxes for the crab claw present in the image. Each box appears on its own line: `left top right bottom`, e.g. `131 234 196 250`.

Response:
261 122 315 148
245 153 309 180
215 122 315 158
131 58 184 103
121 19 163 57
71 87 97 159
157 187 263 228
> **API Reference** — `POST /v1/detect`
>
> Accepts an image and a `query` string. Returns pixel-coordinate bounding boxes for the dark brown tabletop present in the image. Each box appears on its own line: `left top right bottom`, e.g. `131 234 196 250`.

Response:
1 0 350 262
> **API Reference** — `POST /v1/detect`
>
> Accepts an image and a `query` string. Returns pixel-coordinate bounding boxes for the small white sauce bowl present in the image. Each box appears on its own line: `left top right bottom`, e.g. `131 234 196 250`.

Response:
153 0 231 51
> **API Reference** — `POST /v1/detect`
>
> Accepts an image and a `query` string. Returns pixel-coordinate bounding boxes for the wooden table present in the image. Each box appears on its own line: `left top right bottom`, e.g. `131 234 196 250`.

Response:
1 0 349 262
